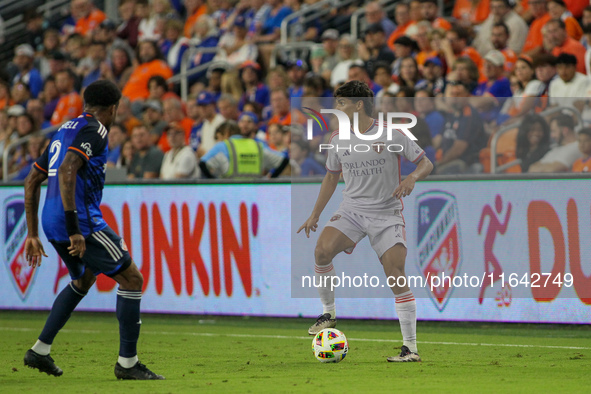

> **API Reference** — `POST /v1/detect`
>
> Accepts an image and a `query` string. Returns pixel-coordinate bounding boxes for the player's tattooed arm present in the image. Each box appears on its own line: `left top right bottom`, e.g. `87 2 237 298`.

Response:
58 151 84 211
24 167 49 267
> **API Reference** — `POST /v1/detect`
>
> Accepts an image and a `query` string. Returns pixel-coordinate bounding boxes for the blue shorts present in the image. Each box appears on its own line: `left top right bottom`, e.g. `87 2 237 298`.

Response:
51 226 132 280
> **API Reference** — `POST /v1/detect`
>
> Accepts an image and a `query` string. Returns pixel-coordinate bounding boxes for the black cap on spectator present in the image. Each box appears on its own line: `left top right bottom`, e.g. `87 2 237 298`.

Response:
419 0 438 4
50 51 67 61
365 23 385 35
556 53 577 66
286 59 309 70
394 36 418 51
99 20 117 31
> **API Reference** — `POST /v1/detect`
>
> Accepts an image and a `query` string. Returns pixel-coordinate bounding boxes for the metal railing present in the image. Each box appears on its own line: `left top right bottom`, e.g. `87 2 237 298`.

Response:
269 41 321 69
490 106 585 174
280 0 336 44
2 125 60 181
167 46 224 102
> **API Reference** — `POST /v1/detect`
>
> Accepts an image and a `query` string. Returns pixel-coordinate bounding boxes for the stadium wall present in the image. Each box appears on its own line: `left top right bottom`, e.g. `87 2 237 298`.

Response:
1 179 590 324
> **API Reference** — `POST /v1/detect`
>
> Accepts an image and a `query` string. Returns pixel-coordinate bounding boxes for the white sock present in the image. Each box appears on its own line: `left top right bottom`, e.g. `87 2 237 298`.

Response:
395 290 417 353
32 340 51 356
315 263 336 319
118 355 138 368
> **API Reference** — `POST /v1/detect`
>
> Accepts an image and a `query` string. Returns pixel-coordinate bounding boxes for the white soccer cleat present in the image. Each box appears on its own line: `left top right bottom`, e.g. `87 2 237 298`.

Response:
307 313 337 335
387 345 421 362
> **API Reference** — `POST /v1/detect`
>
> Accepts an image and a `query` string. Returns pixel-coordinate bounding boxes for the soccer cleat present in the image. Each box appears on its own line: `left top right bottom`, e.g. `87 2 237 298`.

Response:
307 313 337 335
114 361 165 380
387 345 421 362
24 349 63 376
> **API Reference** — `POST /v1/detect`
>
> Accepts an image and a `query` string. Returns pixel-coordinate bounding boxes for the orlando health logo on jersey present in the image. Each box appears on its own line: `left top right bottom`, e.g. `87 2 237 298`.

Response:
3 194 38 299
415 190 463 311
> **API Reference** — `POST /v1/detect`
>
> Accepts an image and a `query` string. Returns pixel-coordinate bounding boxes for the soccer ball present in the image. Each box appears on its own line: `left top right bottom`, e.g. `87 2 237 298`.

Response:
312 328 349 363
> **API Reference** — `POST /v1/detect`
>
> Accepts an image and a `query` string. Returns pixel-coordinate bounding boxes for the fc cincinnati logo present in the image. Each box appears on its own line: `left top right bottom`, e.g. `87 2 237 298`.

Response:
3 195 38 300
415 191 462 312
120 239 128 252
330 214 341 222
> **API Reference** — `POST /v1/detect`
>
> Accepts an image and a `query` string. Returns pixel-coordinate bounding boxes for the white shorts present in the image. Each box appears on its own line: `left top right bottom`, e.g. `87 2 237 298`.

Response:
325 209 406 259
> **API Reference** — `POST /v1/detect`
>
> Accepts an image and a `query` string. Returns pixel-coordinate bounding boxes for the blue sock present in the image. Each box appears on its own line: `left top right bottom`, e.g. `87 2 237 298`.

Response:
38 282 87 345
116 289 142 358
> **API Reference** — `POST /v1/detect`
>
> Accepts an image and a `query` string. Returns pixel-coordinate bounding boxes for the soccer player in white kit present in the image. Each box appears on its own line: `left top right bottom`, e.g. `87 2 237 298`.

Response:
298 81 433 362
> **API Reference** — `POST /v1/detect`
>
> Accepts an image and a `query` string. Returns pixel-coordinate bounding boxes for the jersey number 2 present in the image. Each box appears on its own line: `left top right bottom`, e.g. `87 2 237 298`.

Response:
48 140 62 177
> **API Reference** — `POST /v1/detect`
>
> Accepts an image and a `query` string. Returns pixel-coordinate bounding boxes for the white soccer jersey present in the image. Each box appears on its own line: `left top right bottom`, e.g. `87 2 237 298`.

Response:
325 119 425 218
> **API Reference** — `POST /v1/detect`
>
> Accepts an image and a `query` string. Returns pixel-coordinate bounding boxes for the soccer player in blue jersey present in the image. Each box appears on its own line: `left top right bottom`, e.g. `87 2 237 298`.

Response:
22 80 164 380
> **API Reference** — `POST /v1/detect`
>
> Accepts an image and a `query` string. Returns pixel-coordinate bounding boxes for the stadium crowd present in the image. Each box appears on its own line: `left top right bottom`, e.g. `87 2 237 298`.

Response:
2 0 591 180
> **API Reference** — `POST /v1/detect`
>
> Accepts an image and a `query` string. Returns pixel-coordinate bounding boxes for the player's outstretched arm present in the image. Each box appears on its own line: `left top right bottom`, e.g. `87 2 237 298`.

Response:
58 151 87 258
24 166 49 267
297 171 340 238
394 156 434 199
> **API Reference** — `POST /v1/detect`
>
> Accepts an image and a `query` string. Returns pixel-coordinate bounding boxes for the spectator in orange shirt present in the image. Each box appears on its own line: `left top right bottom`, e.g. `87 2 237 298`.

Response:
546 19 587 74
50 69 83 126
522 0 551 55
158 96 193 152
122 40 173 102
115 96 143 134
491 22 518 73
388 3 415 51
72 0 106 38
572 128 591 172
420 0 452 31
268 89 305 127
414 21 436 67
184 0 207 38
453 0 491 27
442 27 484 75
547 0 583 41
0 80 13 110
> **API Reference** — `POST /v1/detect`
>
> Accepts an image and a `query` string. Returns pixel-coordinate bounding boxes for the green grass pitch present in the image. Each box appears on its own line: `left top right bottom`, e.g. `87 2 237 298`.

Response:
1 311 590 393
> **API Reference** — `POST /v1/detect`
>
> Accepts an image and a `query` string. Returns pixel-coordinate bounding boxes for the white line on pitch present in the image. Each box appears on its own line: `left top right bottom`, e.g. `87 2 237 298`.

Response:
1 327 589 350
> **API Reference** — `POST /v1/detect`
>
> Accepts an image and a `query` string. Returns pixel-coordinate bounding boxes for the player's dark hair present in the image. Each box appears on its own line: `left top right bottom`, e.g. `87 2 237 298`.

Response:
492 22 510 36
84 80 122 108
334 80 374 117
516 113 550 160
